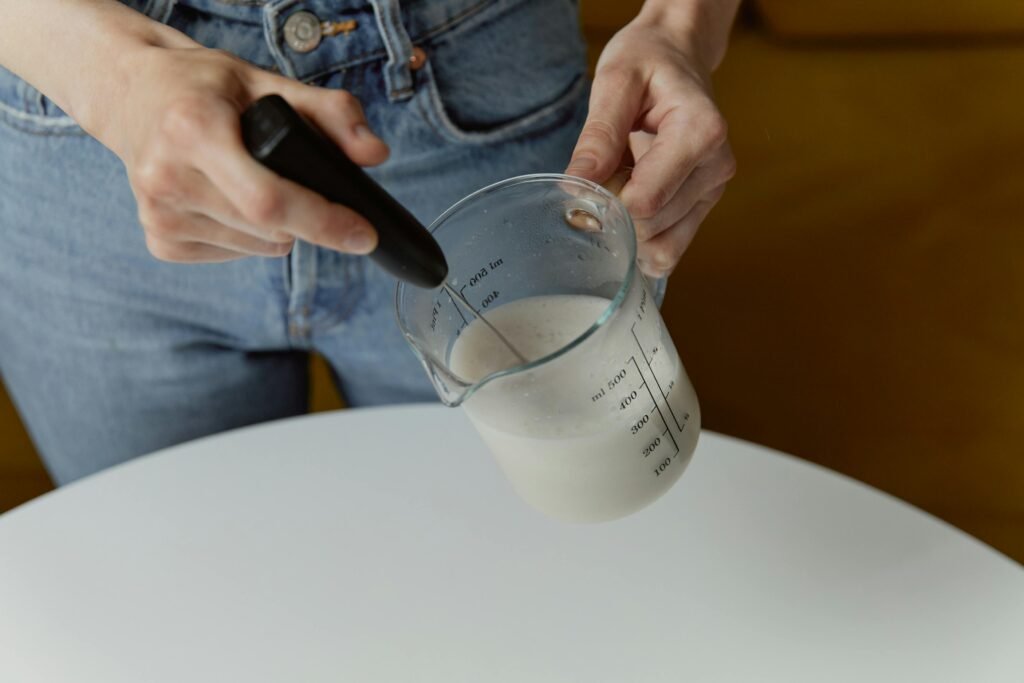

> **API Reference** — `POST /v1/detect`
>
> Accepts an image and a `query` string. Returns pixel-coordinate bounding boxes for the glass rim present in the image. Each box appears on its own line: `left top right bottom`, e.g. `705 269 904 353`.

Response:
395 173 637 405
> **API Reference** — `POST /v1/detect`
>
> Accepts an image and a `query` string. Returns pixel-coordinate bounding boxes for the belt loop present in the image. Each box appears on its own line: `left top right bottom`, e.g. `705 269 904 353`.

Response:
263 1 300 79
141 0 176 23
368 0 416 102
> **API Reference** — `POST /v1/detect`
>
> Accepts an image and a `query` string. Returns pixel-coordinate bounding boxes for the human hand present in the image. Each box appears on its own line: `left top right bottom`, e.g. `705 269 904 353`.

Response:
566 18 736 278
87 36 387 263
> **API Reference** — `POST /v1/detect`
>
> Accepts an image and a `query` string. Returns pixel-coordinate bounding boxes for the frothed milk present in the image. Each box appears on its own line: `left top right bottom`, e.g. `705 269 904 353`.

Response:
449 294 699 522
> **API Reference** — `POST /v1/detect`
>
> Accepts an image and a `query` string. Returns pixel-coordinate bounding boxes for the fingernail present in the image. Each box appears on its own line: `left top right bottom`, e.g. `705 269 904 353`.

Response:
345 228 377 254
566 156 597 173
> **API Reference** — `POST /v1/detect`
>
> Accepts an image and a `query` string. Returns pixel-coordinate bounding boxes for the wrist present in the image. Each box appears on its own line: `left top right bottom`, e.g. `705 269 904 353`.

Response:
68 37 147 140
60 8 192 138
633 0 739 71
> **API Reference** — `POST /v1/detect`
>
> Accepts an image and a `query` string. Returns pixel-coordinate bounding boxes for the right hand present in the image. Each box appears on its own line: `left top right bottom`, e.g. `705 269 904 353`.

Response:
89 36 388 263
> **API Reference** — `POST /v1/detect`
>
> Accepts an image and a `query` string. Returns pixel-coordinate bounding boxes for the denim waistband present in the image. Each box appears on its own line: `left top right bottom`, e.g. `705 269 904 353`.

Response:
161 0 504 31
123 0 522 99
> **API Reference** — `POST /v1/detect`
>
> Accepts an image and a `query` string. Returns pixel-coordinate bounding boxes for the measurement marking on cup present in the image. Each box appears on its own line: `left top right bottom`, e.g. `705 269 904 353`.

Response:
443 283 527 364
642 436 662 458
629 355 679 465
632 323 683 433
442 288 469 326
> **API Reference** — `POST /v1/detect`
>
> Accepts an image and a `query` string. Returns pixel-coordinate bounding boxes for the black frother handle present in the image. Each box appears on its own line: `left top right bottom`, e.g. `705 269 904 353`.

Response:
240 94 448 288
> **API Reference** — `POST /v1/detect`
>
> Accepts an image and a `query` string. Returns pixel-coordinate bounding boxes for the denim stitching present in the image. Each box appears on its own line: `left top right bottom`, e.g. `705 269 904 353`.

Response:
0 101 86 135
260 0 508 81
0 0 559 136
29 87 44 114
309 256 369 333
369 0 414 101
263 0 301 79
416 63 586 146
152 0 178 22
281 245 292 299
296 50 386 84
315 256 362 332
414 0 524 46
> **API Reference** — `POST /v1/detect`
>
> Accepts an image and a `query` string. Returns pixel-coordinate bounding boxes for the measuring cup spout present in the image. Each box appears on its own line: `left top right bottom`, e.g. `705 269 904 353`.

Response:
406 342 473 407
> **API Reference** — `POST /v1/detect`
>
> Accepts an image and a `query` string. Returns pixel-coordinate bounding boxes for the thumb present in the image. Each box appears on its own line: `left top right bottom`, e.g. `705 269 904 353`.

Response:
269 79 390 167
566 71 643 183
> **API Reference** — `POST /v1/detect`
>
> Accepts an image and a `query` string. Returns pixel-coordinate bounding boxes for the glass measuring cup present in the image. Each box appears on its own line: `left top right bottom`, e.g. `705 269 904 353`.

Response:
395 174 700 522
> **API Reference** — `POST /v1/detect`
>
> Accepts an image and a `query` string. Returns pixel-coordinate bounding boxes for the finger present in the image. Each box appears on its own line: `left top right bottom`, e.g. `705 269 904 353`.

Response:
189 117 379 254
621 103 729 221
266 79 389 167
637 189 723 278
159 94 379 254
181 212 296 256
144 235 250 264
133 164 292 243
146 204 295 257
627 129 654 162
633 142 735 241
565 67 645 183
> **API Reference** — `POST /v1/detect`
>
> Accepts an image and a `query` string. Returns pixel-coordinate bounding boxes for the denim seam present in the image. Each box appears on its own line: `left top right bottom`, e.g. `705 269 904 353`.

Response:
281 248 292 299
150 0 178 23
29 86 44 114
285 241 319 348
0 101 86 136
263 0 301 79
269 0 508 83
299 52 386 84
369 0 414 102
0 0 558 136
416 66 587 145
310 258 362 333
277 251 295 344
414 0 526 47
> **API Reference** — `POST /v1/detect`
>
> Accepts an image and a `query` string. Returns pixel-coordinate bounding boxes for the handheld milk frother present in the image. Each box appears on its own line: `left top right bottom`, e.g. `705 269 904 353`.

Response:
240 95 526 363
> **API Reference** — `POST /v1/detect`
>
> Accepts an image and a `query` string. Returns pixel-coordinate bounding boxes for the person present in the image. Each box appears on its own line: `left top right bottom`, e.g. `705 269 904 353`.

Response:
0 0 738 485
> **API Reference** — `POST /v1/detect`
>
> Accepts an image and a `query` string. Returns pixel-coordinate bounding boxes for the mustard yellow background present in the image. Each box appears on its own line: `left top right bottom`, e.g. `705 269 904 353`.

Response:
2 1 1022 561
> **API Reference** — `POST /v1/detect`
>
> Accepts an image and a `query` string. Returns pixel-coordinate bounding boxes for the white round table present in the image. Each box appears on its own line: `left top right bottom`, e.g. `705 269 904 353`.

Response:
1 405 1022 682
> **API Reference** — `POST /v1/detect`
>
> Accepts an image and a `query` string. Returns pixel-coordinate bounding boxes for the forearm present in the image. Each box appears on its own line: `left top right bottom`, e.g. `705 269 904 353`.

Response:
635 0 742 70
0 0 190 131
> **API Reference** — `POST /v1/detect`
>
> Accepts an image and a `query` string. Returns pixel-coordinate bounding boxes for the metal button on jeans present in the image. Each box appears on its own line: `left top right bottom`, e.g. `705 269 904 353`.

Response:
408 46 427 71
284 11 322 53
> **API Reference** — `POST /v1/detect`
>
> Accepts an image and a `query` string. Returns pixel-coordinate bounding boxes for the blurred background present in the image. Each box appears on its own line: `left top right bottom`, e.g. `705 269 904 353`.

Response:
2 0 1022 560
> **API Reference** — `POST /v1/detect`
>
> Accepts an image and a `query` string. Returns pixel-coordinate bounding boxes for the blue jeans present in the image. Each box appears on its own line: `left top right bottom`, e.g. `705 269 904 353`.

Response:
0 0 589 484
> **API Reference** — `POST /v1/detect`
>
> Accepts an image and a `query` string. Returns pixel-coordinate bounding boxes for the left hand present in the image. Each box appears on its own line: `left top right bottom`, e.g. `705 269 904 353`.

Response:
566 18 736 278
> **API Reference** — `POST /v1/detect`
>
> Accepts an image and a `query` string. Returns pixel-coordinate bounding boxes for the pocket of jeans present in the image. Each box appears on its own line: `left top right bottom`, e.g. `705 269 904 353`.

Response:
0 66 85 136
416 0 588 145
